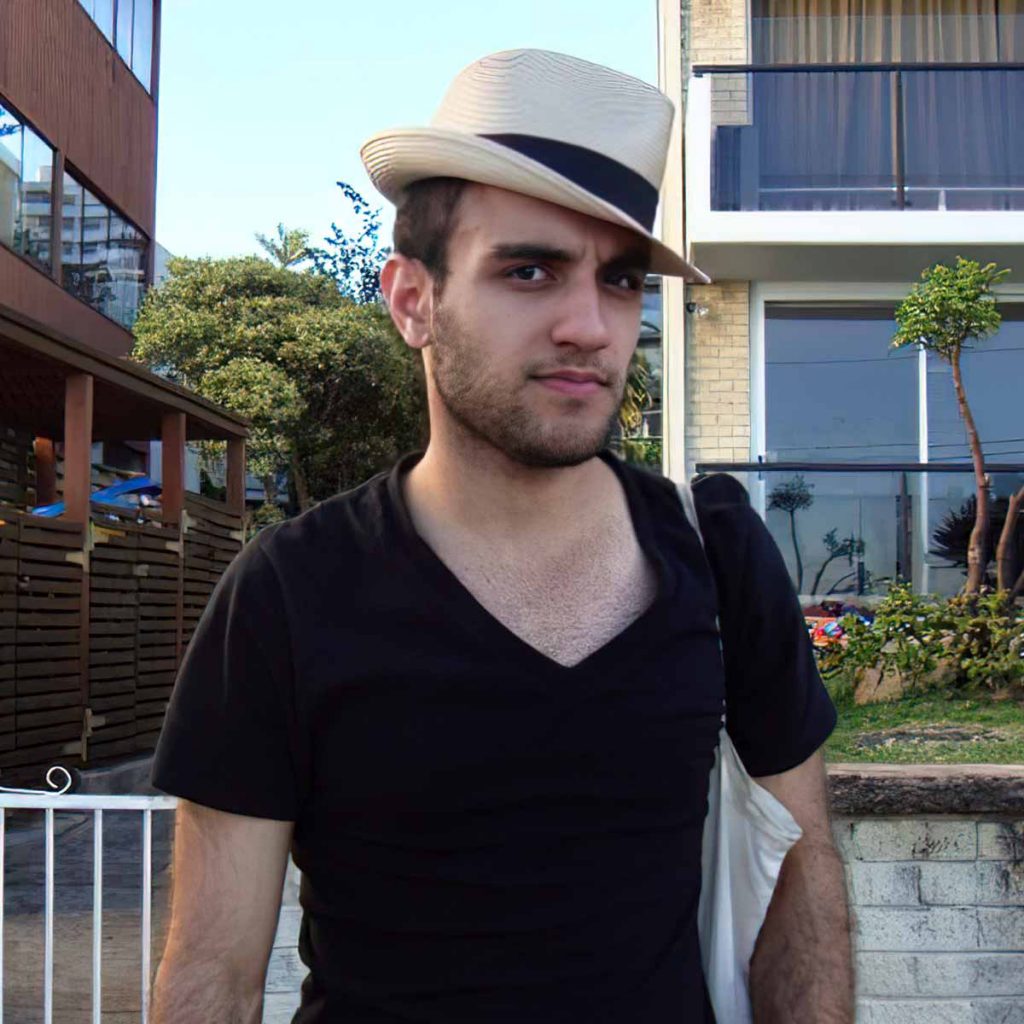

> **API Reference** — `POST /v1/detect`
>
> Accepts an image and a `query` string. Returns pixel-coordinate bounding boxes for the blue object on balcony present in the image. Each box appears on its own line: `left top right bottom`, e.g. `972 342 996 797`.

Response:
31 476 162 517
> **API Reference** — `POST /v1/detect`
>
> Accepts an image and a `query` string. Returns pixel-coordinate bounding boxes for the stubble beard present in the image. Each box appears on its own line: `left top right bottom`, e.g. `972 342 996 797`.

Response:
427 305 624 469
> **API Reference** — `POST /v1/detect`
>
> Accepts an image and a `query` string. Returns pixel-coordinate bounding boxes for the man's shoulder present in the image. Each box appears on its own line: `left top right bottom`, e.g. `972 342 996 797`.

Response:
249 466 395 582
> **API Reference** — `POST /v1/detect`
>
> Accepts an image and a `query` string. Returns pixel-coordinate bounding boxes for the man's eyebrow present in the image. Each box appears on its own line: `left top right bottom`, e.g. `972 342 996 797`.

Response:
489 243 576 263
603 246 652 274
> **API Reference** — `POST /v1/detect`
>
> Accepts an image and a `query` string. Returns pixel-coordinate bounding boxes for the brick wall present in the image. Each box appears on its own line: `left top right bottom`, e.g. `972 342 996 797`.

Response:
689 0 748 65
835 816 1024 1022
685 280 751 471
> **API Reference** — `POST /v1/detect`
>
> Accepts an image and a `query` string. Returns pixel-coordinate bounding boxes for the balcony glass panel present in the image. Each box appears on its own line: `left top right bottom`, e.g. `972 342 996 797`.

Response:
708 67 1024 212
765 306 919 463
902 70 1024 211
0 106 53 270
727 466 1024 598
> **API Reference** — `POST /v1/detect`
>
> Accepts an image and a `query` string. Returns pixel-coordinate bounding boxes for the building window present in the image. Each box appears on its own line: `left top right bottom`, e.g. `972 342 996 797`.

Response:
0 103 54 271
764 305 919 463
62 168 148 330
761 302 1024 596
78 0 153 92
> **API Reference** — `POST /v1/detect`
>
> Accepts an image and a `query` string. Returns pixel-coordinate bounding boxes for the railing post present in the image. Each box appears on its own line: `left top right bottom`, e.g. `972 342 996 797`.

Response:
32 438 58 507
160 412 186 527
891 69 906 209
226 438 247 518
64 373 93 757
63 374 94 526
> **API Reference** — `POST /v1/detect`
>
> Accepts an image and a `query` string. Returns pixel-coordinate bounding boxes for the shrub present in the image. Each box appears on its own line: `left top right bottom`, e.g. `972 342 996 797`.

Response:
821 582 1024 694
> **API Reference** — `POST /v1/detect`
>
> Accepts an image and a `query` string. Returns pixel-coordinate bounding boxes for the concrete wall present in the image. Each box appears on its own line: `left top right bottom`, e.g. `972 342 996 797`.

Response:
836 816 1024 1022
685 279 751 470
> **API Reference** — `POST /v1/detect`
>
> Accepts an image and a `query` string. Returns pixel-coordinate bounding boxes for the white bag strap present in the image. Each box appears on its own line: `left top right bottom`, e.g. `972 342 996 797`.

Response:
676 480 705 552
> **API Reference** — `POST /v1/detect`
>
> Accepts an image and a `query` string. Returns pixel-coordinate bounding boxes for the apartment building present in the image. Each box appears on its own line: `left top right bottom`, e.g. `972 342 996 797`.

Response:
659 0 1024 600
0 1 248 779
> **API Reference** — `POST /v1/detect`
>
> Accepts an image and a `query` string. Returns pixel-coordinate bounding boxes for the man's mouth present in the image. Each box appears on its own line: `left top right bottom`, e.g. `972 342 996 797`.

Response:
532 370 609 396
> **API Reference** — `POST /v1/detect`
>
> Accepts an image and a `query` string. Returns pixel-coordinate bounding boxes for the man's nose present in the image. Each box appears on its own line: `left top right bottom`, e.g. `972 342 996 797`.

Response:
550 279 612 350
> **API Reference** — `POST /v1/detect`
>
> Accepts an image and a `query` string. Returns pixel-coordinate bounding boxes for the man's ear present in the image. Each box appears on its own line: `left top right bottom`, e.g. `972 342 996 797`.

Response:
380 253 434 351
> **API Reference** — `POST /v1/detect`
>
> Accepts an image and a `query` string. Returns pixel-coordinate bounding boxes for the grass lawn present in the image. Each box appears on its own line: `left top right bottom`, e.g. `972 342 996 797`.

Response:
825 687 1024 765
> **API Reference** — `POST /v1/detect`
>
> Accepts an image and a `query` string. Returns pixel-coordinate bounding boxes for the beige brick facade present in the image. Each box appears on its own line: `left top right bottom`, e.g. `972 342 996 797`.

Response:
684 280 751 470
689 0 749 65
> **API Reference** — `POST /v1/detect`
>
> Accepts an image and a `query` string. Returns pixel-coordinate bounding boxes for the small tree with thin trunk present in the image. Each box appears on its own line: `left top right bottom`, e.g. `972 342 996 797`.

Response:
891 257 1011 594
768 475 814 593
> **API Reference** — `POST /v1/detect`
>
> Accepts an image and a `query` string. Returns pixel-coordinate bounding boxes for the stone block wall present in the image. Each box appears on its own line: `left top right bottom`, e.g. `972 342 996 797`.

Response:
831 767 1024 1022
685 279 751 471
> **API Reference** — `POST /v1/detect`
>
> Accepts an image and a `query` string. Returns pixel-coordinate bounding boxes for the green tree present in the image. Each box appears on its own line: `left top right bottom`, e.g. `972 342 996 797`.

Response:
309 182 390 304
131 256 425 513
768 475 814 593
892 257 1011 593
255 223 311 269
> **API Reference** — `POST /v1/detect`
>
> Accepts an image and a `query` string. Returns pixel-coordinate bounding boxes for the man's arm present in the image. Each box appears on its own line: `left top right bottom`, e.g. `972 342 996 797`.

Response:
151 800 294 1024
749 750 854 1024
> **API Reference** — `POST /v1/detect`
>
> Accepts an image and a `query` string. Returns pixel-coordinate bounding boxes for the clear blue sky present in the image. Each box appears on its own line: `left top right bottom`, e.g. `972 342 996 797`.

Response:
155 0 658 260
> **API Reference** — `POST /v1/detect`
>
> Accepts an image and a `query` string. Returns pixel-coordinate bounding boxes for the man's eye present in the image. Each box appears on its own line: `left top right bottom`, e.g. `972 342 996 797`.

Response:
610 272 643 291
507 265 551 282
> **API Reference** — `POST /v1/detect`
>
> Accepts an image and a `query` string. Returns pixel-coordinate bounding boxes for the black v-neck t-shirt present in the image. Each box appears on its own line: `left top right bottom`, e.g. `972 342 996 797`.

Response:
153 452 835 1023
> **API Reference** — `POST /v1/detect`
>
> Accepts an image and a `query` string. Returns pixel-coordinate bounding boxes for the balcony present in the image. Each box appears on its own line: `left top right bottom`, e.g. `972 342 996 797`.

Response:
685 64 1024 281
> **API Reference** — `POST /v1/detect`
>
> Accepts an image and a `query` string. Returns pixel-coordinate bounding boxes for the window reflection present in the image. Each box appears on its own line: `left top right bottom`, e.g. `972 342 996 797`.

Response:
0 105 54 271
77 0 114 44
78 0 154 92
765 306 919 463
61 169 148 330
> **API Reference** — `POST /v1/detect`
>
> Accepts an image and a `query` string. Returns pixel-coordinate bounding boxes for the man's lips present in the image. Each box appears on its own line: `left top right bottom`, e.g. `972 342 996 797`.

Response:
533 370 609 396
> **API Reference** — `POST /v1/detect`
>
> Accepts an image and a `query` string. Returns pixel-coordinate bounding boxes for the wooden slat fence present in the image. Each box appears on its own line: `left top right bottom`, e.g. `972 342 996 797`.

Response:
0 512 86 777
0 494 244 783
0 427 35 510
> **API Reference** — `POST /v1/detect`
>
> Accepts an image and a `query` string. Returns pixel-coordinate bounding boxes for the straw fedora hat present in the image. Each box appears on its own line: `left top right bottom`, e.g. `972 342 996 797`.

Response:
361 49 710 282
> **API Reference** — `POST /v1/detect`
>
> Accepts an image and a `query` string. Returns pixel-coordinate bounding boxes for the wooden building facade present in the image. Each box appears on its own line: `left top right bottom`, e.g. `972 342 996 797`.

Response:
1 2 250 784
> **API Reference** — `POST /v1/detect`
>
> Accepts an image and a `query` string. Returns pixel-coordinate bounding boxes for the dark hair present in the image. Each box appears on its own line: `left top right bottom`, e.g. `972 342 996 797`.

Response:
392 177 469 290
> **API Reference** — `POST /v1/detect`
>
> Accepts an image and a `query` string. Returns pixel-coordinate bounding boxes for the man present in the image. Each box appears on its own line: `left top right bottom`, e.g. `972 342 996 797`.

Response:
151 50 853 1023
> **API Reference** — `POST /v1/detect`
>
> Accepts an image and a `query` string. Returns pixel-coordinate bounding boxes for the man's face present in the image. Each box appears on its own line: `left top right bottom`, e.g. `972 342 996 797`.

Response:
425 185 648 468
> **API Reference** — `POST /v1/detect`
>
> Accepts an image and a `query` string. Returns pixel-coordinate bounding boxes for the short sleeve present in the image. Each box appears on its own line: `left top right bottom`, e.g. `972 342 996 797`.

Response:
151 532 305 820
693 474 837 778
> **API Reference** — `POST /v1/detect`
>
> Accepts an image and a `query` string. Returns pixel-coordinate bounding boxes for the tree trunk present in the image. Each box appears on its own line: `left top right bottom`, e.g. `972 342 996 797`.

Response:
290 452 312 512
995 485 1024 593
262 473 277 506
950 352 989 593
789 511 804 593
1011 563 1024 602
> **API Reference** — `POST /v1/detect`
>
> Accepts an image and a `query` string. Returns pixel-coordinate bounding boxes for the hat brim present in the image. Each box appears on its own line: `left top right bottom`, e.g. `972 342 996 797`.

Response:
361 127 711 283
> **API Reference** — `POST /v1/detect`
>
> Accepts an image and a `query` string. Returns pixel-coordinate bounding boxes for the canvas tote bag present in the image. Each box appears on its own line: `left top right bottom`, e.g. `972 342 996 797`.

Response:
676 481 804 1024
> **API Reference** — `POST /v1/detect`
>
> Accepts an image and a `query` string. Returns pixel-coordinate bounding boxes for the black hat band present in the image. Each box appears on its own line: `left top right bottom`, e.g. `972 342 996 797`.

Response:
481 133 659 233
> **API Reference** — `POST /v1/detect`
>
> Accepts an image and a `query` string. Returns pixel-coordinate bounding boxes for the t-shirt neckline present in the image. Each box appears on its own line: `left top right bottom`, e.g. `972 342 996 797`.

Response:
384 449 677 676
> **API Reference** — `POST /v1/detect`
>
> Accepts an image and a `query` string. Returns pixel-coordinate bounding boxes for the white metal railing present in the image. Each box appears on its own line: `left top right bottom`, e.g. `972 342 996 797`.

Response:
0 769 177 1024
